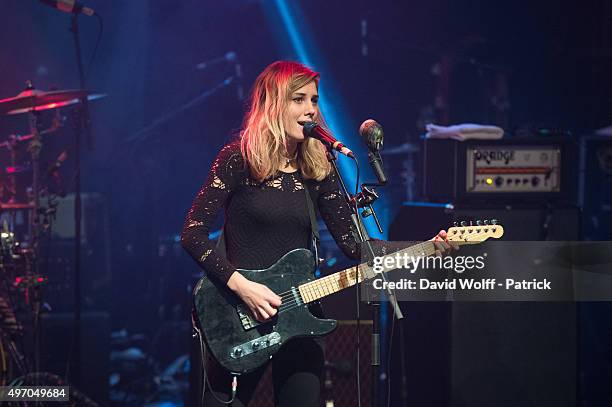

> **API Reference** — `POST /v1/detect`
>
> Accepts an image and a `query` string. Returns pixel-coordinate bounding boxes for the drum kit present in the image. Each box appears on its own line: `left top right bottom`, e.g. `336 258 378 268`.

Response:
0 82 104 382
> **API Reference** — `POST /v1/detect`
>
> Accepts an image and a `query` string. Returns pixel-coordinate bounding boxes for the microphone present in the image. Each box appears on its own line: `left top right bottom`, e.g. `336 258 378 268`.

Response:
359 119 387 184
195 51 237 70
302 122 354 158
39 0 95 17
359 119 384 152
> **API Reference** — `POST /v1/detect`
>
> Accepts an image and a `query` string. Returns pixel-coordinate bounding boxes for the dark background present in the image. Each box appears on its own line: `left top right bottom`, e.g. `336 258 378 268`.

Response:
0 1 610 405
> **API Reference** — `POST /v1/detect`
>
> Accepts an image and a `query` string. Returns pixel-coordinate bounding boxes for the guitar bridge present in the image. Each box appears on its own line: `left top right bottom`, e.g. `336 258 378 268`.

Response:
230 332 282 359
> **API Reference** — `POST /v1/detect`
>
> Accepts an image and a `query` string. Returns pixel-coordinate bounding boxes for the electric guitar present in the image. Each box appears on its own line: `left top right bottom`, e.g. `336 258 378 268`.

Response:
193 222 504 374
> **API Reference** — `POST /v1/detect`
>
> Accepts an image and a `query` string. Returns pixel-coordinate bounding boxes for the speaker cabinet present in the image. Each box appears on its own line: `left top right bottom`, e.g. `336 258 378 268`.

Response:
390 204 578 406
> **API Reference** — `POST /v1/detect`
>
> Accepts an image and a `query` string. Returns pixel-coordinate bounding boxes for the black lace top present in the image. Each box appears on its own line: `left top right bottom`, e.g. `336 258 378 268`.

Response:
181 142 360 285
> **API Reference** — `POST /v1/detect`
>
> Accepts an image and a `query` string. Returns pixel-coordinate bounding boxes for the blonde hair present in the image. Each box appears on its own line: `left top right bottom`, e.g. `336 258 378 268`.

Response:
240 61 331 182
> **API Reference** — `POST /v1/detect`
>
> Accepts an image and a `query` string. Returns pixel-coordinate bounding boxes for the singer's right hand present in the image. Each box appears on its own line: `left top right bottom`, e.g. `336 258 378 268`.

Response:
227 272 282 321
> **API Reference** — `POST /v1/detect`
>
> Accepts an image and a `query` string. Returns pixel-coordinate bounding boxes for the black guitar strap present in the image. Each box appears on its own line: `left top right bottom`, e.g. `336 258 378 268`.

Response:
301 180 321 270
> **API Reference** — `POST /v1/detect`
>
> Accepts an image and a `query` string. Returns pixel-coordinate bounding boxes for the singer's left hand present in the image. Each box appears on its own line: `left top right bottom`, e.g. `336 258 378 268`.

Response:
431 230 459 256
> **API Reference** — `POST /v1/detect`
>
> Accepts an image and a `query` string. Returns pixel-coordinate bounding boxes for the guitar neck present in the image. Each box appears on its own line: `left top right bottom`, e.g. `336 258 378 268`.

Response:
297 240 439 304
296 220 504 304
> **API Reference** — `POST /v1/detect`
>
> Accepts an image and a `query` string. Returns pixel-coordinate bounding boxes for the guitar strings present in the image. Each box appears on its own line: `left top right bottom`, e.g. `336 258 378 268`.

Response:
275 239 472 312
275 277 362 314
271 241 440 313
264 244 429 304
251 237 488 317
275 269 364 307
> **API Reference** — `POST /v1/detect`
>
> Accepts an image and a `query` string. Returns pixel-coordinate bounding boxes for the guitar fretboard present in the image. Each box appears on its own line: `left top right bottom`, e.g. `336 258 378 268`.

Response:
298 240 437 304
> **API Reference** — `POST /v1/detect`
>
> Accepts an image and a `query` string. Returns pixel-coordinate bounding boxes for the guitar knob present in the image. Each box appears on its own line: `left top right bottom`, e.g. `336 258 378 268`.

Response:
233 348 243 357
483 220 489 225
252 341 260 349
476 220 482 226
460 221 467 227
491 219 498 225
453 221 458 227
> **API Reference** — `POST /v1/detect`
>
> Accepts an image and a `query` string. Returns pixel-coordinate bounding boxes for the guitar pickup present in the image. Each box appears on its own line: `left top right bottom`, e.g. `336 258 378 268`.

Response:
230 332 282 359
236 304 260 330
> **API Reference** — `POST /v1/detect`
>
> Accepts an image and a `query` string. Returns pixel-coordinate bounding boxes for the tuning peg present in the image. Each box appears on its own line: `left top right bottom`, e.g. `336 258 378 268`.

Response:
483 219 489 225
476 220 482 226
460 221 467 227
491 219 498 225
469 220 474 226
453 221 458 227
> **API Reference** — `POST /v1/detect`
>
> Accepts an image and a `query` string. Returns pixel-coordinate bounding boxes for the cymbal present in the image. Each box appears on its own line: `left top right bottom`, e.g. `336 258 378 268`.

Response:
0 88 106 115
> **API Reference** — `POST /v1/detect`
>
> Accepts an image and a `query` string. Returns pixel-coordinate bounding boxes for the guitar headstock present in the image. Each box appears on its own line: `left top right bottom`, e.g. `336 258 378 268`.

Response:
447 219 504 243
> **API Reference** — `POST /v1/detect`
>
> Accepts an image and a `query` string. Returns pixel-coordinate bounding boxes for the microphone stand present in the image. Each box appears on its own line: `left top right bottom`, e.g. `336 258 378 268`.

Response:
69 11 91 388
325 149 403 407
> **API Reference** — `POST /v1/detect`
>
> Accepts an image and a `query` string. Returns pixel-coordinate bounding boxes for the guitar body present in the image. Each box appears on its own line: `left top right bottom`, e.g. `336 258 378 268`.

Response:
193 248 337 374
192 222 505 374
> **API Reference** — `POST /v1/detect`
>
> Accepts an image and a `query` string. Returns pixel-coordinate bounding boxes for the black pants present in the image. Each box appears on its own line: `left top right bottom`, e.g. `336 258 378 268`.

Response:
198 338 324 407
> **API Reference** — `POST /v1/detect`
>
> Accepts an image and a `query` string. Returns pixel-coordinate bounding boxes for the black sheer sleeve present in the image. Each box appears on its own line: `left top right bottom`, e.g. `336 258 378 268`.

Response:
180 143 243 285
315 170 361 261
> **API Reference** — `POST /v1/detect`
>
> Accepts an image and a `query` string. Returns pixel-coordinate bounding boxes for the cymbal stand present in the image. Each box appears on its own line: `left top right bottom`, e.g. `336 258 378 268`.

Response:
27 116 42 248
26 97 44 382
